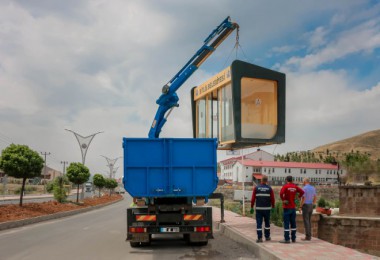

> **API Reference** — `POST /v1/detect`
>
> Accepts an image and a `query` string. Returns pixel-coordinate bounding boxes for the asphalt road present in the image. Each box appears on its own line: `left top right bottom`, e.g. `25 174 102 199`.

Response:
0 194 257 260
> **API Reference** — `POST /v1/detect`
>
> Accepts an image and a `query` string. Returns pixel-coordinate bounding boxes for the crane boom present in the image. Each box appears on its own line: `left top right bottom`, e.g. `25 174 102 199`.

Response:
148 16 239 138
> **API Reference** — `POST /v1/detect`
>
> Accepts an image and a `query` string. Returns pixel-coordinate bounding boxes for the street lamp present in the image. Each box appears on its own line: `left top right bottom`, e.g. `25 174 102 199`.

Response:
65 129 103 199
101 156 122 178
65 129 104 165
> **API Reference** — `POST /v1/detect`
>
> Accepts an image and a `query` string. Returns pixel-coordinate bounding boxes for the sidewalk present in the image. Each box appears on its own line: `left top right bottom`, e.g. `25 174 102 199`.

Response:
213 207 379 260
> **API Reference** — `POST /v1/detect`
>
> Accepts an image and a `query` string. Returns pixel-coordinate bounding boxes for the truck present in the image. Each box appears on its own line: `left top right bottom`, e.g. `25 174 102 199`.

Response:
123 17 286 247
123 17 239 247
85 182 93 192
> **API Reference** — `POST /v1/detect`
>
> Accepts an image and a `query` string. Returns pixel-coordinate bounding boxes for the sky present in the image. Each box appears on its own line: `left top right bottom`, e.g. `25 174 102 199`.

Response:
1 0 380 179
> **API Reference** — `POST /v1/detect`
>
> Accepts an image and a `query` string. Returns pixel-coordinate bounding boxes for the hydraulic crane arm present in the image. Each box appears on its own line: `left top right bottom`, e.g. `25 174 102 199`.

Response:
148 16 239 138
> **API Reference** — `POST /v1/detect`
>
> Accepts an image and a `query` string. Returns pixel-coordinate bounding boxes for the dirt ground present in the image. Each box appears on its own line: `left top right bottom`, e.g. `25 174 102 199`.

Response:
0 194 122 223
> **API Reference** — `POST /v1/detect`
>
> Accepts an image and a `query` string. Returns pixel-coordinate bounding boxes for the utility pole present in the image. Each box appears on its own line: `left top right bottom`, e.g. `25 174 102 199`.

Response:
41 152 51 192
61 161 68 176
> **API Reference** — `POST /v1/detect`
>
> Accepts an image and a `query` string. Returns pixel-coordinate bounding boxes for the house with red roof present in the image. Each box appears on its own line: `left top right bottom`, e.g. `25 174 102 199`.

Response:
219 150 345 186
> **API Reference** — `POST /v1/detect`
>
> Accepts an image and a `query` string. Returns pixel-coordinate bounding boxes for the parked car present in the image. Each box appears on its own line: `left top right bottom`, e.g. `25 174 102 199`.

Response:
115 187 125 194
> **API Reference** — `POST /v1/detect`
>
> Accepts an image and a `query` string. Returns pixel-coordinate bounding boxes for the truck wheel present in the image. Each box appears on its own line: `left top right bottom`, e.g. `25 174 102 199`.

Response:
130 242 140 248
196 241 208 246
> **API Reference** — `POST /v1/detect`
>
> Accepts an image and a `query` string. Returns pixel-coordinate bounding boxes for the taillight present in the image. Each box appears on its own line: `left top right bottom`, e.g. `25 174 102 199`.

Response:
194 226 211 232
129 227 147 233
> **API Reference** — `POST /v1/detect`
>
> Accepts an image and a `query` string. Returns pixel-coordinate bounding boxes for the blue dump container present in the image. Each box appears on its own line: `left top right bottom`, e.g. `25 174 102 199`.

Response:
123 138 218 198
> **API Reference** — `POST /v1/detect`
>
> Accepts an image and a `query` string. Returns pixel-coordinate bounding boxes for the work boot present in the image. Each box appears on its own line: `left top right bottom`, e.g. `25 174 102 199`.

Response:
256 238 263 243
301 237 311 241
279 239 290 244
265 237 271 241
292 239 296 243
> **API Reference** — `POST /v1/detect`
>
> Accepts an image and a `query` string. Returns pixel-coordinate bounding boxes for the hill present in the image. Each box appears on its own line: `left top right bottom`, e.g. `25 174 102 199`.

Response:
312 129 380 160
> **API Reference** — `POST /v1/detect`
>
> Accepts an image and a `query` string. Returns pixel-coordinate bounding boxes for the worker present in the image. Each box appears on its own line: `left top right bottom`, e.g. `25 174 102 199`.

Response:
250 175 275 243
299 177 317 241
279 175 304 243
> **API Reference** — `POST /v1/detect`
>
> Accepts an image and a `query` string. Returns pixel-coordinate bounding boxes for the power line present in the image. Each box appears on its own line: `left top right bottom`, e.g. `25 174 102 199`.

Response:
0 132 13 146
0 132 13 143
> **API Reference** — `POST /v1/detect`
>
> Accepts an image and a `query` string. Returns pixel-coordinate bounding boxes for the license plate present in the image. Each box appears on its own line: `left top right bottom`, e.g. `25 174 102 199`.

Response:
160 227 180 233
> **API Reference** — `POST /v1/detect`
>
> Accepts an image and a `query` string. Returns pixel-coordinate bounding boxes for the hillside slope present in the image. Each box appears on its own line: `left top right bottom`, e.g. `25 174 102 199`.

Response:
312 129 380 160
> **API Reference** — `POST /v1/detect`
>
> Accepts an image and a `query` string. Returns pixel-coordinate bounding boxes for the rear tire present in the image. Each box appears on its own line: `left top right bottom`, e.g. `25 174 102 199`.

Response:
195 241 208 246
190 241 208 246
130 242 140 248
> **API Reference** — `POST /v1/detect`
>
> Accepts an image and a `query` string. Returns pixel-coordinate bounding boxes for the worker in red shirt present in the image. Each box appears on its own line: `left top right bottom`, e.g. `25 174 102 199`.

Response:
279 175 304 243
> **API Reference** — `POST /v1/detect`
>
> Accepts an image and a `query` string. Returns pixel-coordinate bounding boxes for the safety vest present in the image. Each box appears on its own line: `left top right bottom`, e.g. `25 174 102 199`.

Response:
255 184 272 210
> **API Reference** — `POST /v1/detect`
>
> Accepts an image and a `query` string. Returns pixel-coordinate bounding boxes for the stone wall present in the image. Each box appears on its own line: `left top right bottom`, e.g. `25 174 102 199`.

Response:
316 186 339 201
339 186 380 216
319 216 380 257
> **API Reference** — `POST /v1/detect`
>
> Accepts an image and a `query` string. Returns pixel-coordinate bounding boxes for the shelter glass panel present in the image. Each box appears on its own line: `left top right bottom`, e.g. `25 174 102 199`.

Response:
241 78 278 139
219 84 235 143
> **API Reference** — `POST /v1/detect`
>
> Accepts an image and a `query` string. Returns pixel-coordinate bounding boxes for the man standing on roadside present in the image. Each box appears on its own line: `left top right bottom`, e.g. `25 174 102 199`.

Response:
279 175 304 243
299 177 317 241
250 175 275 243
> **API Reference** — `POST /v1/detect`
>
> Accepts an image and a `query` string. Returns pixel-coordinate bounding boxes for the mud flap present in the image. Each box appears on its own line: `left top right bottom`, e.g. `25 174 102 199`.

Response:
131 233 150 243
189 233 208 243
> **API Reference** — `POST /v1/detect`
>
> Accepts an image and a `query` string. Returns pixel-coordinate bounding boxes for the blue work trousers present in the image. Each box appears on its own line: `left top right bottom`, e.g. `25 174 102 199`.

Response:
283 208 297 241
256 210 271 239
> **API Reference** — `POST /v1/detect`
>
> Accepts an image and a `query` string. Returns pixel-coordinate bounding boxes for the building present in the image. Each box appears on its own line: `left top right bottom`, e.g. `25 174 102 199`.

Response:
219 150 345 186
219 149 274 181
41 166 62 182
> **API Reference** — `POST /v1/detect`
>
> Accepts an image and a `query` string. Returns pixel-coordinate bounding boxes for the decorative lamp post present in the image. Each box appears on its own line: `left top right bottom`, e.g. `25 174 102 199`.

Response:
65 129 103 199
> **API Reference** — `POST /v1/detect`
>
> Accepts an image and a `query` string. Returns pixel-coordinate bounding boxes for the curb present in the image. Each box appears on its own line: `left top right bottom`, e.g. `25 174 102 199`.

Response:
0 197 124 231
216 221 282 260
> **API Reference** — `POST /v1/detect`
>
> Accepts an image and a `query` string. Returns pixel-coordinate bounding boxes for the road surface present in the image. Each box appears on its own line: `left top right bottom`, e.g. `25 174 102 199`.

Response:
0 194 257 260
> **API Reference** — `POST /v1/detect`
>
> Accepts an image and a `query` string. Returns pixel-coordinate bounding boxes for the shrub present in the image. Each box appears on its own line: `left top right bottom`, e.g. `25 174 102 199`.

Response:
14 185 37 195
317 197 327 208
46 181 55 193
53 176 68 203
271 201 283 227
53 186 67 203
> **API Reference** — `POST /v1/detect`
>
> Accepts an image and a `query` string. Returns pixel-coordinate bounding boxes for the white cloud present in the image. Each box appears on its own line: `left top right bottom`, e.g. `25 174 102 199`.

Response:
285 18 380 71
307 26 328 51
278 70 380 153
1 0 380 176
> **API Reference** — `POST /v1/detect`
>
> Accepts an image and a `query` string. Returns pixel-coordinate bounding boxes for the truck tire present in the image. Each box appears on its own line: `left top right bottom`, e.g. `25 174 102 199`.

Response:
193 241 208 246
130 242 140 248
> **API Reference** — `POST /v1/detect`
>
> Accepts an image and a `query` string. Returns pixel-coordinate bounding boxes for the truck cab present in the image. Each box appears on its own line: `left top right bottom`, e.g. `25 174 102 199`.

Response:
85 182 93 192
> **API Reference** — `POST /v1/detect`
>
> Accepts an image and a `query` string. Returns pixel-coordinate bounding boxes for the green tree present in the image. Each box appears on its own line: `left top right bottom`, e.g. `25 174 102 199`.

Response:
66 162 90 203
104 178 118 195
0 144 44 206
323 155 337 164
53 175 70 203
93 173 105 197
